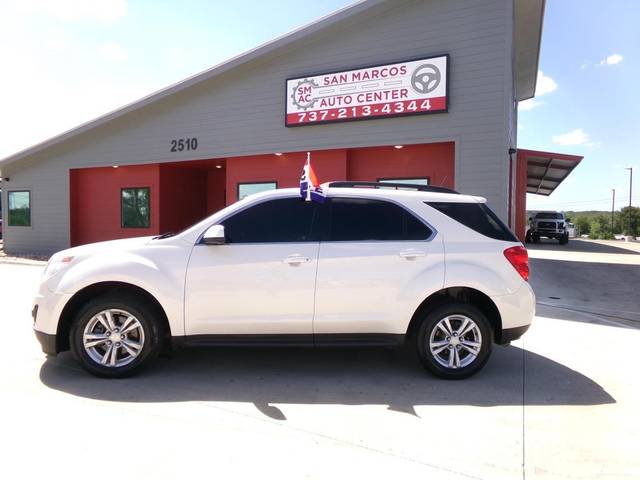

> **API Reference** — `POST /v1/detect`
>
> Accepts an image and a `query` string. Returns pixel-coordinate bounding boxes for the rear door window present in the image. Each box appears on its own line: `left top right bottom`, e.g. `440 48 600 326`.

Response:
328 197 432 241
427 202 518 242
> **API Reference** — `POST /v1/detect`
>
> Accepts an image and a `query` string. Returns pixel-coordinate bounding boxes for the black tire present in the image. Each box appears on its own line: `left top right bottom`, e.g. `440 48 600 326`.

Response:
416 302 492 379
524 231 532 243
559 234 569 245
70 294 163 378
532 234 540 243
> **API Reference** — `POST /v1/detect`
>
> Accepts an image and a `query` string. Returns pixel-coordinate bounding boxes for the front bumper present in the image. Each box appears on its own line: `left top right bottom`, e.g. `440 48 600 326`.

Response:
498 324 530 344
537 229 565 237
34 330 57 355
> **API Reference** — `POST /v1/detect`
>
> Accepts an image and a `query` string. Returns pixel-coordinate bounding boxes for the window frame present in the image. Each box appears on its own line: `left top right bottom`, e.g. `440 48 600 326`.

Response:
219 196 322 244
237 181 278 202
7 190 32 227
324 196 436 243
120 187 151 229
377 177 431 186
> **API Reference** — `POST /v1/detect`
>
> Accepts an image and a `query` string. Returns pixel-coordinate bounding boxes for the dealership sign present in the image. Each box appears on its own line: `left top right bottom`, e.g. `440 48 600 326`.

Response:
285 54 448 127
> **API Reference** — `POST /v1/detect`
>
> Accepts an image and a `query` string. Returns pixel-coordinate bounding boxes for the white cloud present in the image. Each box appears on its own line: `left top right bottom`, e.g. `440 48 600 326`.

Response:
552 128 594 146
99 42 128 62
535 70 558 96
518 99 541 111
12 0 128 23
518 70 557 111
599 54 623 66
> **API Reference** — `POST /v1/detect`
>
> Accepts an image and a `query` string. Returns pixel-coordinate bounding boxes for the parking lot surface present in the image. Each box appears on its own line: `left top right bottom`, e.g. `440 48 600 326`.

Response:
1 239 639 479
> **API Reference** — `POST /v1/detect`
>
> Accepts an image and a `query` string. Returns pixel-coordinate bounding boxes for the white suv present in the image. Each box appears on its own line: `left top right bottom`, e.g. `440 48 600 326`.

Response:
33 182 534 379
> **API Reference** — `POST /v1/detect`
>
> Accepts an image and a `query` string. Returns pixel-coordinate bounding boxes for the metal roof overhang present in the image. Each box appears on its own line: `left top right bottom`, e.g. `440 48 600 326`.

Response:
519 148 583 196
515 0 546 101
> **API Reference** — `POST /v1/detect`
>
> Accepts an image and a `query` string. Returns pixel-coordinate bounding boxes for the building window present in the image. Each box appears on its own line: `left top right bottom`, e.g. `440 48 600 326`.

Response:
8 191 31 226
237 181 277 201
121 187 150 228
378 177 430 186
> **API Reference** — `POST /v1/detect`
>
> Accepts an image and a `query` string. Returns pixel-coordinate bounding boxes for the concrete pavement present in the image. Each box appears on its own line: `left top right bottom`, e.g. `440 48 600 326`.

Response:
1 239 639 479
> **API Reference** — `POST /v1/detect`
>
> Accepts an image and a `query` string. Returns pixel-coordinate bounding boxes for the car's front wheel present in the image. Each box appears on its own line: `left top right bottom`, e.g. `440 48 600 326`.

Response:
416 303 492 379
70 294 162 378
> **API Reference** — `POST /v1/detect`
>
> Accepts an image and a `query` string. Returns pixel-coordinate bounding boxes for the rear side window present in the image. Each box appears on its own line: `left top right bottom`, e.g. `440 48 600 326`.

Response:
427 202 518 242
329 198 432 241
222 198 320 243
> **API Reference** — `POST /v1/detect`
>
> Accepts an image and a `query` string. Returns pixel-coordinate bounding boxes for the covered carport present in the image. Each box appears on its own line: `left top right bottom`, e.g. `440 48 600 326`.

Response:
515 149 583 241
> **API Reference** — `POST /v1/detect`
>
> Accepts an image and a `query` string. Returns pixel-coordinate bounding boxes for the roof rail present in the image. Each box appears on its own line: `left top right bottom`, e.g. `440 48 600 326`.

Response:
325 181 459 194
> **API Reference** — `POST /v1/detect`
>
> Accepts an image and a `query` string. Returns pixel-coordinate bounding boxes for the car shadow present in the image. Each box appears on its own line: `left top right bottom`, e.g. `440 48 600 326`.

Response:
39 345 614 420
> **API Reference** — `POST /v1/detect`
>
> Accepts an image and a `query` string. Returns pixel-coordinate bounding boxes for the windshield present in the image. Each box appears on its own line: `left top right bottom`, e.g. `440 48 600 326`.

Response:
535 212 563 220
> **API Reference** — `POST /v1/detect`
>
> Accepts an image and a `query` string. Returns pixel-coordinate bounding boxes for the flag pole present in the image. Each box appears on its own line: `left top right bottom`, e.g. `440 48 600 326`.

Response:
306 151 311 201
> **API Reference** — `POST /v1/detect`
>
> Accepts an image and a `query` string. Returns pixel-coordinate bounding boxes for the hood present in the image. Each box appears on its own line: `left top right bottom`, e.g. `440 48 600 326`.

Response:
50 236 154 261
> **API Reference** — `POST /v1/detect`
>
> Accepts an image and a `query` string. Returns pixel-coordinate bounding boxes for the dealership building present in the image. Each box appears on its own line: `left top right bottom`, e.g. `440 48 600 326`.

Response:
0 0 582 255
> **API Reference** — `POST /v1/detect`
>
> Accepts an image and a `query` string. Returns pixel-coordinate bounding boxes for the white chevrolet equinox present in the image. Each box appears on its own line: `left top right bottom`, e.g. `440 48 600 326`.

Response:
33 182 534 379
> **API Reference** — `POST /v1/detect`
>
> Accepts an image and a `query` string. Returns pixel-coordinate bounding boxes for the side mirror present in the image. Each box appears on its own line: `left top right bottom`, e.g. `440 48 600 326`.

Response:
202 225 225 245
528 217 533 222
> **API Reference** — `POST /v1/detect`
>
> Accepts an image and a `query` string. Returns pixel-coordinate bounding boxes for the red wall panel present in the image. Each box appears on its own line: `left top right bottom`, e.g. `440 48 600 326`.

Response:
515 151 529 242
206 168 226 214
70 164 160 246
347 143 455 188
159 165 208 234
70 143 456 246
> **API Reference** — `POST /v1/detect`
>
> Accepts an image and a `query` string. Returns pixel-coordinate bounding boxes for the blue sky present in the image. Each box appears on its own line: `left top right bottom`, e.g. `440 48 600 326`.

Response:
0 0 637 212
520 0 639 211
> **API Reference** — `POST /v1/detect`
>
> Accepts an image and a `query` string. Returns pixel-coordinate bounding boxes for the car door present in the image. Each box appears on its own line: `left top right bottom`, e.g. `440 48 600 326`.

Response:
184 196 323 336
314 196 444 335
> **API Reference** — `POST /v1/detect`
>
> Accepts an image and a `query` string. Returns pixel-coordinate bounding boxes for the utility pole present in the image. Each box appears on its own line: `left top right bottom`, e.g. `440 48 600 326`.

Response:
626 167 633 235
611 188 615 234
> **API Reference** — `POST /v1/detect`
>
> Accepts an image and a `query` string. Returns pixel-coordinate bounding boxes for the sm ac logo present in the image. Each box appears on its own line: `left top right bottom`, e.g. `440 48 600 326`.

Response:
291 78 318 110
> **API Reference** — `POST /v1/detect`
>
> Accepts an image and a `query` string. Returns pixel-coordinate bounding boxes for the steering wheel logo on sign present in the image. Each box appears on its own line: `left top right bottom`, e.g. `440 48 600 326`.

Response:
411 64 441 94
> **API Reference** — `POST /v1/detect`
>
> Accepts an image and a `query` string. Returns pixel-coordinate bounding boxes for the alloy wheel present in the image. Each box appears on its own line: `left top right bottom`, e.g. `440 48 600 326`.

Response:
82 308 145 368
428 314 482 369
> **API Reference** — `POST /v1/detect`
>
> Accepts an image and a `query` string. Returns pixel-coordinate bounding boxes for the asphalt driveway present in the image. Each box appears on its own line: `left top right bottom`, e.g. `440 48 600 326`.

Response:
1 239 638 479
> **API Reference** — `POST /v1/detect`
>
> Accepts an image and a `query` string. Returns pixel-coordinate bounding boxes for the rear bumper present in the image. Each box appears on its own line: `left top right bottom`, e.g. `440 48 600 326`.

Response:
34 330 57 355
491 282 535 344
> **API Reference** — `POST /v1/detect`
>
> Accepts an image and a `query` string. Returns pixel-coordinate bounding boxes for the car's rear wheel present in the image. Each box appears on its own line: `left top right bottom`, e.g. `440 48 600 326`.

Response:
416 303 492 379
70 295 162 378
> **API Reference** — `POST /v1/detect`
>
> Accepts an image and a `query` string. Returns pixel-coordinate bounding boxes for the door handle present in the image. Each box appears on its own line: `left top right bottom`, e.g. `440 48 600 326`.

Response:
284 255 311 265
399 250 426 259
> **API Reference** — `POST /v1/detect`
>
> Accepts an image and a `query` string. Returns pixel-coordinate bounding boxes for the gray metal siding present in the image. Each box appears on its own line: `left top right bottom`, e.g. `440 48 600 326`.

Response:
2 0 513 255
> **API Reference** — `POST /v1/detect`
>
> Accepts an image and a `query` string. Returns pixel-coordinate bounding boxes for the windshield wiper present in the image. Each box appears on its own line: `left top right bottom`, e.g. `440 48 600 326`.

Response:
154 232 175 239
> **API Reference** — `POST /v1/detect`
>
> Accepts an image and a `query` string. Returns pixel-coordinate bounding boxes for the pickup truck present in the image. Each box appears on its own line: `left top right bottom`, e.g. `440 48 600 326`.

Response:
526 211 569 245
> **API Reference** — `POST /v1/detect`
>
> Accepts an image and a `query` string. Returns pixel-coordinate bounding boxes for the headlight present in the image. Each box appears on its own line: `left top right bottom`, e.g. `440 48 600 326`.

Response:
43 256 74 281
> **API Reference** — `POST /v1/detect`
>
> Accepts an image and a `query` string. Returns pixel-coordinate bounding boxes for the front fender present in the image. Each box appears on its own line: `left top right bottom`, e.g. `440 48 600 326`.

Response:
50 247 188 336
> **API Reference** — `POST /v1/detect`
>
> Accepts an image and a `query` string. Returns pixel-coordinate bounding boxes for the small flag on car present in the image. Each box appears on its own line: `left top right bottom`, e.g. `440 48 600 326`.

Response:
300 152 325 203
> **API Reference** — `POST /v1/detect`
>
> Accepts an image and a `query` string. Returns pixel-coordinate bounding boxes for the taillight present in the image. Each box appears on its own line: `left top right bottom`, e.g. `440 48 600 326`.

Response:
503 246 529 281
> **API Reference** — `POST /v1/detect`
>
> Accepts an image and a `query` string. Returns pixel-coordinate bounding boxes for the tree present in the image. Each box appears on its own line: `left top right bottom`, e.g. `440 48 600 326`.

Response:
574 215 591 236
618 206 640 236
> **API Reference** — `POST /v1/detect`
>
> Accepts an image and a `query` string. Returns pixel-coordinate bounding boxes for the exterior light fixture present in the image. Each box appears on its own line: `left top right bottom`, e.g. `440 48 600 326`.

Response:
215 165 222 169
275 152 283 156
394 145 404 149
112 165 119 169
